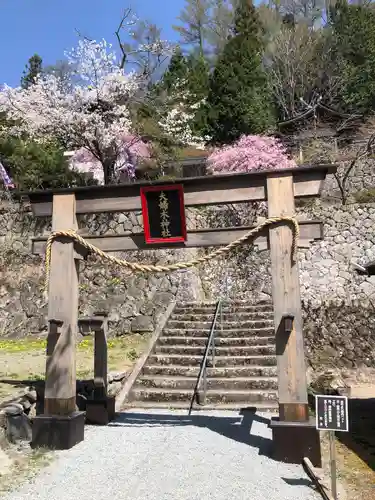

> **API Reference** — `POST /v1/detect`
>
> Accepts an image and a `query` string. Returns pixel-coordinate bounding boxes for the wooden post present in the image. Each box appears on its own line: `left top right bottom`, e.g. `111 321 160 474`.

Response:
44 193 79 416
77 312 115 425
32 193 84 450
267 173 309 422
93 312 108 399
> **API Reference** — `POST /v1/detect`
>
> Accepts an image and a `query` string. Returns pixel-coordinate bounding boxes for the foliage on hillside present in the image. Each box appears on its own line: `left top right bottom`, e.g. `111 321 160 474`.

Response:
1 1 375 189
330 0 375 114
203 0 275 145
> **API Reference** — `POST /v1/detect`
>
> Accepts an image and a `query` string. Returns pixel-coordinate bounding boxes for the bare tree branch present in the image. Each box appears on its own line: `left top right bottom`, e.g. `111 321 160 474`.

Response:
334 132 375 204
265 20 345 121
74 28 93 42
113 9 173 81
115 8 135 70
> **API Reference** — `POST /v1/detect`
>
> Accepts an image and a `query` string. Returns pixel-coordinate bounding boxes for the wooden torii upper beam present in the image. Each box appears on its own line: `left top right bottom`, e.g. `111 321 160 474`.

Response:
21 164 336 217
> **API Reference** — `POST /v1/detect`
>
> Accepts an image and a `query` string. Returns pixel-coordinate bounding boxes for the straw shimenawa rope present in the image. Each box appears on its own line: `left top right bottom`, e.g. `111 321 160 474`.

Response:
44 216 299 293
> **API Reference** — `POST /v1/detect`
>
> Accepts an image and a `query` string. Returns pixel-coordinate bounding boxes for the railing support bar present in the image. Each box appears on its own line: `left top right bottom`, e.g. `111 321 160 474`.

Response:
189 299 221 414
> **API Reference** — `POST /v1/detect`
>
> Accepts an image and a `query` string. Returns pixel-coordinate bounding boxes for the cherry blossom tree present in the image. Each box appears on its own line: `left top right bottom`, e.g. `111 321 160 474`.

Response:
157 75 209 150
0 36 167 184
207 134 297 174
67 134 154 184
158 97 208 150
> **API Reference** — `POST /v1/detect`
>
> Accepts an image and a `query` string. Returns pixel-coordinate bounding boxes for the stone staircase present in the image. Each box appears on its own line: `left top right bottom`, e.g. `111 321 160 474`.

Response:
127 301 278 411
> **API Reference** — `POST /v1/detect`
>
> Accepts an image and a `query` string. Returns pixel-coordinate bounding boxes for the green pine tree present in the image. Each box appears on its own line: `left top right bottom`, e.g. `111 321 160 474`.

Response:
186 54 210 135
186 54 209 101
330 0 375 114
21 54 43 89
158 47 209 104
158 47 189 95
173 0 211 58
204 0 275 145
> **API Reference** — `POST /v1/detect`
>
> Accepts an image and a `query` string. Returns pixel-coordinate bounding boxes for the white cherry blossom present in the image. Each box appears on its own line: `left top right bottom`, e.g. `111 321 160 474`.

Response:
0 39 146 184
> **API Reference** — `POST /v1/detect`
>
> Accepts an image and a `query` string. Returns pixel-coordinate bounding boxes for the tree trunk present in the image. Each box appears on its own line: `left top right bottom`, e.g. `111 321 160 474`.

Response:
103 160 116 185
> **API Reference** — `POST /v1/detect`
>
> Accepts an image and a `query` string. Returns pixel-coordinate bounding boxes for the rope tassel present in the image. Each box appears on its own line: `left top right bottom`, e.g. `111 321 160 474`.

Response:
44 217 299 294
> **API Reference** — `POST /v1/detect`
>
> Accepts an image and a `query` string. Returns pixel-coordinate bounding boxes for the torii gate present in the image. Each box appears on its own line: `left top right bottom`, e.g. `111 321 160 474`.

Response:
23 164 335 465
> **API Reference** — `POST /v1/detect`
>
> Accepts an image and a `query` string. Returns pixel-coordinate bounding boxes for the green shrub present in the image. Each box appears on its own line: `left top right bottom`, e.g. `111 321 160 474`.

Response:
353 188 375 203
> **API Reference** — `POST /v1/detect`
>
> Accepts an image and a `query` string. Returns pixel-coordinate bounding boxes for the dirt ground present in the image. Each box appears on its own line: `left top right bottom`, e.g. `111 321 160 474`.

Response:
0 334 149 401
321 432 375 500
0 338 374 498
0 442 53 495
0 334 149 494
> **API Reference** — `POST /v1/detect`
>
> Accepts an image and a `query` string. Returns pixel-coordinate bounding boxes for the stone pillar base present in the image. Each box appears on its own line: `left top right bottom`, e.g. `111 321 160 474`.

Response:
31 411 85 450
85 396 116 425
270 417 321 467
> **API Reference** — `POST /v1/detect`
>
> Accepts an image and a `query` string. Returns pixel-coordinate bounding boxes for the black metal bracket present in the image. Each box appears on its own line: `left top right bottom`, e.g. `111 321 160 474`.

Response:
282 313 294 335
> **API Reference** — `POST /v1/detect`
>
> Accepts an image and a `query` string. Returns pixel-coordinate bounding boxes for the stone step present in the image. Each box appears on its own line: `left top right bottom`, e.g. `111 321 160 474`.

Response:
142 365 278 378
135 375 278 391
130 387 278 404
223 303 273 311
173 302 273 313
173 306 217 313
177 300 272 309
171 312 274 322
148 354 277 367
167 320 274 329
176 302 217 307
123 400 279 412
173 305 274 314
172 308 273 317
162 327 275 338
158 336 275 347
155 345 275 356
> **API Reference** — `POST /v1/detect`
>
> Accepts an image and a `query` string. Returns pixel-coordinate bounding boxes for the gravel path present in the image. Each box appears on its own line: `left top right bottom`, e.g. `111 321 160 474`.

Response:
3 409 320 500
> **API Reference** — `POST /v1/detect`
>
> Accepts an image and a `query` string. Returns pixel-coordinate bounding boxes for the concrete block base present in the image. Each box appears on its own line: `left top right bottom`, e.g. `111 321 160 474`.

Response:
85 397 116 425
270 417 322 467
31 411 85 450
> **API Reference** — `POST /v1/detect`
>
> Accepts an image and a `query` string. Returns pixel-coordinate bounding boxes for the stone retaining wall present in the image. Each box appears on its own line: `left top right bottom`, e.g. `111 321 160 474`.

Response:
0 202 206 337
0 371 128 444
298 201 375 301
322 157 375 200
1 196 375 373
199 201 375 303
302 299 375 370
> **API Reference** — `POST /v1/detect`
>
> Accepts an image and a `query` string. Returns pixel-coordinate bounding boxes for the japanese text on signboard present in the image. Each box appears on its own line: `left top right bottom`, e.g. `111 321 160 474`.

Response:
140 184 187 245
315 395 349 432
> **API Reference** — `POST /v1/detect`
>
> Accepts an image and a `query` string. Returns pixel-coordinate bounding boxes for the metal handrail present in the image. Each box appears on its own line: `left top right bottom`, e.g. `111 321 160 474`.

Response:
188 299 222 414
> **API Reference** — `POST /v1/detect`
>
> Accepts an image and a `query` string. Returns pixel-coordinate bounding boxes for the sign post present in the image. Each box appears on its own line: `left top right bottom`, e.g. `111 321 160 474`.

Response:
329 430 337 500
315 395 349 500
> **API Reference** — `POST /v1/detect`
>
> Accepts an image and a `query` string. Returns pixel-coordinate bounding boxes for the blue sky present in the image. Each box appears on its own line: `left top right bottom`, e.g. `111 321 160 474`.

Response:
0 0 185 86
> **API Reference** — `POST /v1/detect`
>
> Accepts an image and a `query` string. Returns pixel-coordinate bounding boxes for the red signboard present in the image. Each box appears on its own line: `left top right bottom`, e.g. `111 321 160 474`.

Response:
140 184 187 244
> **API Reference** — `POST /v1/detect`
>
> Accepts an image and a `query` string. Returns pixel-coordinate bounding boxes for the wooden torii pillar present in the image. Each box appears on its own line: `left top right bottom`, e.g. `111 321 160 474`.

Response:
24 164 335 461
267 172 321 465
31 193 85 450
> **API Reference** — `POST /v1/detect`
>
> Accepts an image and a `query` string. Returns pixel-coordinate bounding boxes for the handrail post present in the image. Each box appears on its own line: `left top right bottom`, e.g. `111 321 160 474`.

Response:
220 299 223 336
213 300 221 369
202 367 207 405
212 319 216 370
192 299 221 411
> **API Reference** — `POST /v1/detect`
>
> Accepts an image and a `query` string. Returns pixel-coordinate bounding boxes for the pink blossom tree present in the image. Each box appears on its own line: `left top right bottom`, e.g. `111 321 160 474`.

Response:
207 135 297 174
0 36 171 185
68 134 154 184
